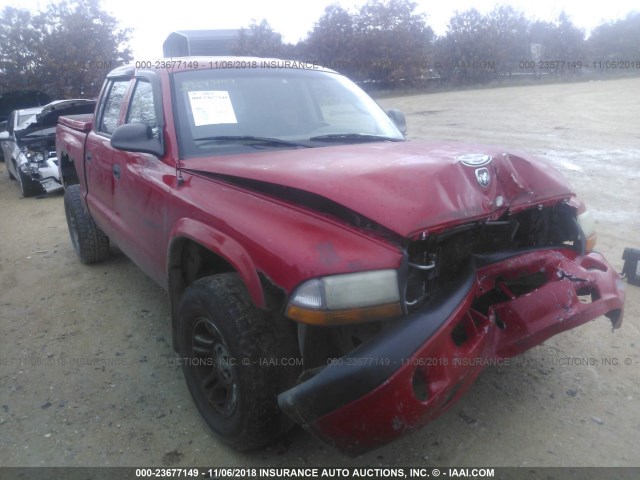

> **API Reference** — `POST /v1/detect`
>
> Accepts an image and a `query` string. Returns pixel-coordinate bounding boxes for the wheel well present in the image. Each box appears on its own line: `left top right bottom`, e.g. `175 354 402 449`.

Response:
168 238 236 350
59 153 79 187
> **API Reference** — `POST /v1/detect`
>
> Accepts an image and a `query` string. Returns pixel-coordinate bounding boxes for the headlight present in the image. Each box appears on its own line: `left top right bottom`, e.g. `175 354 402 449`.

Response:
286 269 402 325
26 150 45 162
577 209 597 253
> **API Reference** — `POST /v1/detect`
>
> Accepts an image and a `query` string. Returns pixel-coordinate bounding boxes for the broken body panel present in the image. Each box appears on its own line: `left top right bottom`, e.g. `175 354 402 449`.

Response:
279 249 623 454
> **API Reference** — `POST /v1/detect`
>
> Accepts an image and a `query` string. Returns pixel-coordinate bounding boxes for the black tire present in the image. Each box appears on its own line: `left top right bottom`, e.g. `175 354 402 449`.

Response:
17 166 43 197
64 184 110 264
177 273 301 451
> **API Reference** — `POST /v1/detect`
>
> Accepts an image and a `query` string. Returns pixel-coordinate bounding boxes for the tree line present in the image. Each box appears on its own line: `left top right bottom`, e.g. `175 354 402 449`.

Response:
234 1 640 89
1 0 638 99
0 0 131 99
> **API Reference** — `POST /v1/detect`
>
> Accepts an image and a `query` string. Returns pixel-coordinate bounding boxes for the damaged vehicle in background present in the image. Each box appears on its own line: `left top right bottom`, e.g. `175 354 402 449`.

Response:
0 90 51 163
0 107 41 168
0 99 96 197
56 59 625 455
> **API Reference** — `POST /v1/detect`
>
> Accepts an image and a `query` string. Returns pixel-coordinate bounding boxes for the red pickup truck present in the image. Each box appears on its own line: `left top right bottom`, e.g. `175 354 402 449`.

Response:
56 58 625 455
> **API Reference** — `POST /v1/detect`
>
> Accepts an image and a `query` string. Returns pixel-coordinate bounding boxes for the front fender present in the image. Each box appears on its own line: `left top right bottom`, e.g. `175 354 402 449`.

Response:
167 217 264 307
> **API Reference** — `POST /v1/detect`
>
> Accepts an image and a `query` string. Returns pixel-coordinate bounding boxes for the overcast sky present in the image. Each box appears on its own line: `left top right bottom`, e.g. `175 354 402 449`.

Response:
6 0 639 59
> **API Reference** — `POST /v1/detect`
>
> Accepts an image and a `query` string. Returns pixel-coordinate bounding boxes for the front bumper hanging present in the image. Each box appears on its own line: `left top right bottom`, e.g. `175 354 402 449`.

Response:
278 249 625 455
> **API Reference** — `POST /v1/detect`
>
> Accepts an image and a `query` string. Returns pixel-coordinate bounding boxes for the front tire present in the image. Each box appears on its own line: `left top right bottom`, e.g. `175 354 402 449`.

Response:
177 273 300 450
17 167 42 197
64 184 110 263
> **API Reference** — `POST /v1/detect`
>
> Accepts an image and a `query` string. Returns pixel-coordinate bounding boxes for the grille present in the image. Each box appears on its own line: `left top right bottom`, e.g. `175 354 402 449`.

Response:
404 202 581 312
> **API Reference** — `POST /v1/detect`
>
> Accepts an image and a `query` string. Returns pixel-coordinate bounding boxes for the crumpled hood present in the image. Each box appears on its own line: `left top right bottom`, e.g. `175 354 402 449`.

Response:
16 99 96 139
184 141 574 237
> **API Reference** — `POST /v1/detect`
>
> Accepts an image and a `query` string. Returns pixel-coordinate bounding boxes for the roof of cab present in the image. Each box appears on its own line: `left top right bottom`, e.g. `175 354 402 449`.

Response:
107 57 337 78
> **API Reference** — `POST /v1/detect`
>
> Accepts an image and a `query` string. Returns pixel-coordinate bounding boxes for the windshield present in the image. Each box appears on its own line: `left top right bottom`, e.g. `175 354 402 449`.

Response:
18 112 38 125
172 67 404 158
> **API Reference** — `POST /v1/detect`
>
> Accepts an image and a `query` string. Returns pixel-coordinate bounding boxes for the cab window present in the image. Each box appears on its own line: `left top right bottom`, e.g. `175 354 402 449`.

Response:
98 79 129 135
126 80 158 136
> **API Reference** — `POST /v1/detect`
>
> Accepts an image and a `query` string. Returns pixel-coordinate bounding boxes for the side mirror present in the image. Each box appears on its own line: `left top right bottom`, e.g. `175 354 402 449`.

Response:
0 130 11 141
387 109 407 135
111 123 164 157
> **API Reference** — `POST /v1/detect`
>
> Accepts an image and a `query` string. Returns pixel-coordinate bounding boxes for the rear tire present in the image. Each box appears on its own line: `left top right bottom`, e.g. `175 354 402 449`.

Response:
64 184 110 263
177 273 301 450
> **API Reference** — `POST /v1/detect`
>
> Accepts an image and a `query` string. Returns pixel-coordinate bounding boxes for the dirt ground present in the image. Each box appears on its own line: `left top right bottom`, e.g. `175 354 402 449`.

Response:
0 77 638 469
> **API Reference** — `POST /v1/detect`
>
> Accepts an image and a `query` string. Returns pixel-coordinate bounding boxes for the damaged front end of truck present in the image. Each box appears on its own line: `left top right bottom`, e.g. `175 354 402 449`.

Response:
274 150 625 455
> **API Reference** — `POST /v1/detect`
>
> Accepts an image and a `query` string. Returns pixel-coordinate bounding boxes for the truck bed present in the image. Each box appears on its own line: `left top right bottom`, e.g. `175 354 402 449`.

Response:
58 114 93 132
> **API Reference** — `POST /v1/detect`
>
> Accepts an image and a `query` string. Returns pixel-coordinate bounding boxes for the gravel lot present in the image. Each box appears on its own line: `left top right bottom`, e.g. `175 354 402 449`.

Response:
0 76 638 470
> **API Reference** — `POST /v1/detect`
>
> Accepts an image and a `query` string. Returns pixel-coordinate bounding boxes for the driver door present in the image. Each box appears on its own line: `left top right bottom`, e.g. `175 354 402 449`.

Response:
111 75 173 286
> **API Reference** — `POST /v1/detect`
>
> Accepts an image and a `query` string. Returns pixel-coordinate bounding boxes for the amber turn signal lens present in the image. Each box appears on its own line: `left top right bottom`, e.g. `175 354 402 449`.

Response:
286 302 402 326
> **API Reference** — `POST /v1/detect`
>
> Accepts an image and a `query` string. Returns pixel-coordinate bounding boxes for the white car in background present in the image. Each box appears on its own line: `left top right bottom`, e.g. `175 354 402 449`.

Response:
0 99 96 197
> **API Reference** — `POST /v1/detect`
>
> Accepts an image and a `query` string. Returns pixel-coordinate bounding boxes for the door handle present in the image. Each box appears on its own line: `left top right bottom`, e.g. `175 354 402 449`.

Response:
86 152 92 162
112 164 121 179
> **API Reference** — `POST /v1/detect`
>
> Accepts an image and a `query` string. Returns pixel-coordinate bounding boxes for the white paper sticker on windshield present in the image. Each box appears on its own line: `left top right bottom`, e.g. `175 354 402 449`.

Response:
188 91 237 126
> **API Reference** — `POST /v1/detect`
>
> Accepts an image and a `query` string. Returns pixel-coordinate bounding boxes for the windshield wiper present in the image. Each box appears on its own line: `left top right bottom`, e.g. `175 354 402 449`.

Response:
193 135 310 148
309 133 404 143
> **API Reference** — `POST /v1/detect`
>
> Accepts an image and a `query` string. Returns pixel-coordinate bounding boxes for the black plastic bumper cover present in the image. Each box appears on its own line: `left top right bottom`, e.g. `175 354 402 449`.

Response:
278 263 476 426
